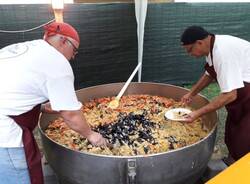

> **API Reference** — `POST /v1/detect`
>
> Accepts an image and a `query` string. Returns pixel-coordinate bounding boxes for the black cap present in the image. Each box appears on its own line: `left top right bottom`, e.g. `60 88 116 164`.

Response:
181 26 210 45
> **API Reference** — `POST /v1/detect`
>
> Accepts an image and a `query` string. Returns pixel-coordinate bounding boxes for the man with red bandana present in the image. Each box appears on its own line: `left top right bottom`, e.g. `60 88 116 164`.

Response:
180 25 250 165
0 22 107 184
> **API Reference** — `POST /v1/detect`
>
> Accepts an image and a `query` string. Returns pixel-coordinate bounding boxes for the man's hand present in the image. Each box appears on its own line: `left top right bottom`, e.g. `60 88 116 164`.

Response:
41 102 58 114
181 92 194 105
60 110 108 147
182 111 200 123
87 131 107 147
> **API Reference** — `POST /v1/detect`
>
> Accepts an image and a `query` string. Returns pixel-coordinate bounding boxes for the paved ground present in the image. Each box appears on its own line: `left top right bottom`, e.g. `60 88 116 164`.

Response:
43 156 228 184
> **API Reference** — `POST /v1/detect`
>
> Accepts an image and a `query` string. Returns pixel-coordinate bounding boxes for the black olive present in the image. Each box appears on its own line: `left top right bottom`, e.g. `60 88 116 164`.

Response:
169 143 174 150
137 138 143 143
144 146 149 154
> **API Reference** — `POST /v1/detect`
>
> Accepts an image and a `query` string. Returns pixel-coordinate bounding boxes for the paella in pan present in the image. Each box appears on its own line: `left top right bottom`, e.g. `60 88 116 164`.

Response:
45 94 209 156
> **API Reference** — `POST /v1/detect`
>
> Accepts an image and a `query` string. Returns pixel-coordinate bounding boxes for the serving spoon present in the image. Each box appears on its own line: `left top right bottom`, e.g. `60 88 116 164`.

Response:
108 0 147 109
108 62 142 109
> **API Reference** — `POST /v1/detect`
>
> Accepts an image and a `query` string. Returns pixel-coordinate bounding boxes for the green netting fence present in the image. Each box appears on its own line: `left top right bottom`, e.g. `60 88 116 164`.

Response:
0 3 250 89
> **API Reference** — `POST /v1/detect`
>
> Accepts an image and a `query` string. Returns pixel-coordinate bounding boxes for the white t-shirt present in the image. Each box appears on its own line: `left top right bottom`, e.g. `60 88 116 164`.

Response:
0 39 82 147
206 35 250 93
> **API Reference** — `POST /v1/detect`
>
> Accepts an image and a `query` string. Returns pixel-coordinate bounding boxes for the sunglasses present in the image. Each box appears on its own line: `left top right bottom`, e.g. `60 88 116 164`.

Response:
65 38 78 55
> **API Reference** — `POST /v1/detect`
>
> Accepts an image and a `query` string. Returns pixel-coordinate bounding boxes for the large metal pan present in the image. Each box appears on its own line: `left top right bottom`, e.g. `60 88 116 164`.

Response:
39 82 217 184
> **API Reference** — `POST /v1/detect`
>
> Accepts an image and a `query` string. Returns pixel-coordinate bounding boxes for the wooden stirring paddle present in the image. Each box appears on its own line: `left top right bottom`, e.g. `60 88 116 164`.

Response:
108 62 142 109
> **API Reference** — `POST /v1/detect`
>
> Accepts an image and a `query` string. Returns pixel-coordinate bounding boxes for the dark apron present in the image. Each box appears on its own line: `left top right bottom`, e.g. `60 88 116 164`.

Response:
205 35 250 160
9 105 44 184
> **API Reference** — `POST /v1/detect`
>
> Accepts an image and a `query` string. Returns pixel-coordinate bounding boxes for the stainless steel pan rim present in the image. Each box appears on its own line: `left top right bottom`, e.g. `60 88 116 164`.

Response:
38 81 217 158
38 82 217 184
